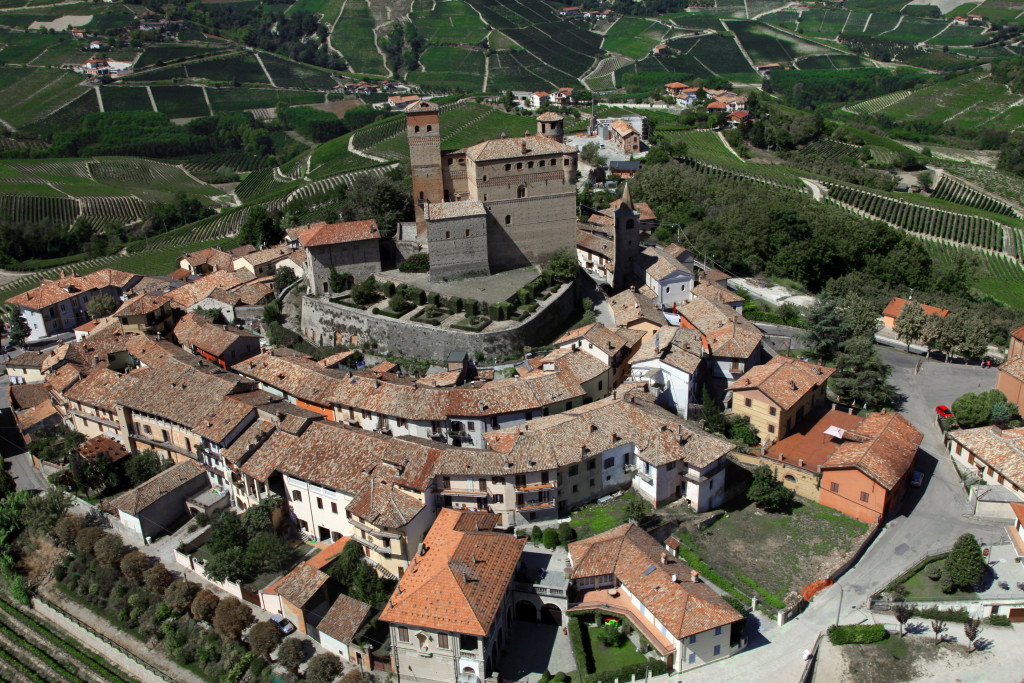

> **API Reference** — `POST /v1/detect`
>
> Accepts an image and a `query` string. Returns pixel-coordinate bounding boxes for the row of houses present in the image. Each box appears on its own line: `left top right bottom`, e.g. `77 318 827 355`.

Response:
664 82 753 126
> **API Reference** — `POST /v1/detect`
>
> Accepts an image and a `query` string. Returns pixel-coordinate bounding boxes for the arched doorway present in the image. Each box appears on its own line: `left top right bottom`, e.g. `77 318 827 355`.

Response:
515 600 537 622
540 604 562 625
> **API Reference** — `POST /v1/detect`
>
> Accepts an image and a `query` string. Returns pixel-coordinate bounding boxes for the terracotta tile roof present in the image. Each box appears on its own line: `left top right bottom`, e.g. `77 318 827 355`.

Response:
8 383 49 411
6 269 138 309
348 476 425 529
483 392 733 470
1011 325 1024 344
46 364 81 394
237 245 293 267
125 334 205 370
522 347 609 386
230 245 257 257
319 592 372 645
630 326 703 374
823 412 922 490
269 561 329 608
380 508 525 636
115 292 170 317
108 460 205 516
665 81 688 89
298 220 380 247
702 268 731 283
165 271 252 308
230 389 323 434
610 119 639 137
63 367 124 411
576 227 613 257
319 351 357 368
608 289 666 328
465 134 577 162
568 524 741 639
17 400 58 433
77 435 128 463
999 358 1024 382
221 419 277 466
42 330 130 374
182 248 236 272
537 111 563 122
640 246 688 282
608 199 657 222
947 425 1024 490
174 313 258 358
4 351 48 369
556 323 639 359
425 201 486 220
663 244 692 262
678 295 762 358
416 369 463 387
731 356 834 411
882 297 949 319
192 396 255 444
692 281 742 304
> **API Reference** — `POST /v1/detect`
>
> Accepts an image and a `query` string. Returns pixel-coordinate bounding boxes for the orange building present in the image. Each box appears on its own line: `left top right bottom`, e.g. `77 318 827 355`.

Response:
818 412 922 524
881 297 948 329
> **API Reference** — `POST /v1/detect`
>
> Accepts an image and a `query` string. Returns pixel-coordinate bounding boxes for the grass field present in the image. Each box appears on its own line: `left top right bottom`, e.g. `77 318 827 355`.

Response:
728 19 841 65
928 23 988 46
206 86 323 112
569 490 646 539
0 67 85 128
603 16 668 59
406 46 485 91
151 84 211 118
332 0 385 75
411 0 489 45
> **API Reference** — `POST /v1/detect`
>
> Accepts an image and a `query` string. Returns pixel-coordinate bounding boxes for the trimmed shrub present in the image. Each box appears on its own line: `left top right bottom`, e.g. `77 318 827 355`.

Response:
986 614 1011 627
827 624 888 645
464 298 477 316
398 253 429 272
542 528 559 549
927 565 942 581
912 606 970 623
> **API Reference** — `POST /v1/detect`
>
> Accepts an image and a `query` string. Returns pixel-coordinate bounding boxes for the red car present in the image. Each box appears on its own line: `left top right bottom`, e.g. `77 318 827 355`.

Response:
936 405 953 419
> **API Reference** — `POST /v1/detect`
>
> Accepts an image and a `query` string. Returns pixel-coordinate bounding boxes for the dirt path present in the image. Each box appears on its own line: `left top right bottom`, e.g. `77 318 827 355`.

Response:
483 51 489 92
253 51 277 87
145 85 157 112
347 132 388 162
879 14 903 36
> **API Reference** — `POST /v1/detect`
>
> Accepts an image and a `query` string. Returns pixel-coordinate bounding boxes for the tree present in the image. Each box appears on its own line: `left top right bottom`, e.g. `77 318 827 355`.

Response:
125 450 163 487
4 305 29 347
204 546 254 583
94 534 127 566
931 619 946 644
547 248 578 281
277 637 306 676
964 617 981 654
557 522 576 546
0 468 13 501
306 652 344 683
893 602 913 637
164 578 197 614
75 526 107 555
241 497 277 537
85 294 119 319
238 206 281 249
893 300 926 352
213 597 254 642
53 515 86 548
944 533 986 592
246 530 292 573
191 589 220 624
956 316 989 361
920 314 944 356
329 267 346 293
248 620 283 661
541 527 559 549
746 466 795 513
624 496 650 523
21 486 74 538
937 311 967 362
832 337 894 409
143 563 174 595
350 276 378 306
274 267 299 295
208 510 247 554
580 142 605 167
952 391 998 428
120 550 150 584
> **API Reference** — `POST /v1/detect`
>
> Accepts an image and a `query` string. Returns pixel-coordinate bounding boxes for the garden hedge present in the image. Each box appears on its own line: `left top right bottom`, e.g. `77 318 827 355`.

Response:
827 624 888 645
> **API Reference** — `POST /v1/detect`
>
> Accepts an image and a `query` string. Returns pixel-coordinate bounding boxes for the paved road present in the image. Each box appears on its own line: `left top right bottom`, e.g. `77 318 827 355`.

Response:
676 346 1009 682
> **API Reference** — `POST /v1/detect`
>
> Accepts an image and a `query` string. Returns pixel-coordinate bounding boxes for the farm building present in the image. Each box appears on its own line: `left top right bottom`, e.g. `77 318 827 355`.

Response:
881 297 949 329
405 101 579 279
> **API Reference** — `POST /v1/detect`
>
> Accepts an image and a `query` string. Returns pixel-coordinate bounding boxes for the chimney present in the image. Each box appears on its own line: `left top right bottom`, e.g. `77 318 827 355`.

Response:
660 552 667 564
671 573 678 583
691 570 700 583
521 139 528 154
798 458 804 468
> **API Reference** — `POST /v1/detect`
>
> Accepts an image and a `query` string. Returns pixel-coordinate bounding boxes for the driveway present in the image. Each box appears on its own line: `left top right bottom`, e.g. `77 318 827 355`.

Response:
499 622 575 682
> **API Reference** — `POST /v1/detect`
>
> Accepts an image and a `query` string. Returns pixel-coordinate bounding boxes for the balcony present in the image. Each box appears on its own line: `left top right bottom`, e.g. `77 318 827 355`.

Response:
636 470 653 485
514 481 557 492
350 519 403 539
512 581 567 598
352 534 395 556
517 500 556 511
440 488 488 498
131 432 193 458
70 409 119 430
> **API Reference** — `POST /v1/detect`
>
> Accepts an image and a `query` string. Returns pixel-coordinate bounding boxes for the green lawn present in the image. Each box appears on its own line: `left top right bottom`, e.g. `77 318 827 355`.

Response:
585 626 648 672
902 559 978 601
569 490 645 539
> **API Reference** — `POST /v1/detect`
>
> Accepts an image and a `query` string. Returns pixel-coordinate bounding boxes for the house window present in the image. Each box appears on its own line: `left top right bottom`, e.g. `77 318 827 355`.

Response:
438 633 449 649
448 158 453 166
516 163 523 170
569 465 578 476
505 215 511 225
666 461 676 471
491 416 499 429
540 160 546 167
604 457 614 468
442 476 451 489
482 175 488 182
689 653 696 664
714 644 721 656
505 164 511 171
588 458 596 470
768 425 775 434
397 627 409 643
744 398 752 408
769 407 777 417
860 491 870 503
689 635 696 644
830 482 839 493
714 626 722 636
465 229 471 237
331 502 338 514
468 422 475 432
492 476 505 485
589 478 595 487
598 381 603 391
459 635 478 651
143 424 152 435
525 411 533 421
446 231 451 239
292 490 302 502
528 161 534 169
493 493 504 503
572 485 578 493
426 125 432 131
317 498 323 509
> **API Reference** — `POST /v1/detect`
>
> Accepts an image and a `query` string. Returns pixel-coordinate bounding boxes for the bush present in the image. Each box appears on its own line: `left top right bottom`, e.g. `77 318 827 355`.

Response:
986 614 1011 627
531 526 543 543
912 605 970 623
945 533 986 592
557 522 576 546
596 623 625 647
827 624 888 645
542 528 559 549
939 571 954 594
746 466 795 513
399 253 429 272
927 565 942 581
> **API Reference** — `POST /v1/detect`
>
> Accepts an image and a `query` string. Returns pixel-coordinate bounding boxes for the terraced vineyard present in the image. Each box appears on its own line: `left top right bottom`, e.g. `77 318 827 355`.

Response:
0 195 80 226
234 168 302 202
824 182 1006 252
845 89 913 115
942 162 1024 205
925 240 1024 308
0 597 137 683
285 164 396 203
799 138 861 162
332 0 385 75
666 129 807 189
931 174 1018 218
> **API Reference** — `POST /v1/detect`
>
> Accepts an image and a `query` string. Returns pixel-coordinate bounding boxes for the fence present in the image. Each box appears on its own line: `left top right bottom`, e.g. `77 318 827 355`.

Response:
32 591 176 683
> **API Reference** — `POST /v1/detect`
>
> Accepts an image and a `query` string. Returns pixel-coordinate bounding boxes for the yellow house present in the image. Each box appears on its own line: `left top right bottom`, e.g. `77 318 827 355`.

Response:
730 356 834 441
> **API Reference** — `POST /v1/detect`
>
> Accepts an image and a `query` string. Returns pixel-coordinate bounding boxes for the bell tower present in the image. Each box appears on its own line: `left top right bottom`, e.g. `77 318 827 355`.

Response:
537 112 564 143
406 100 443 235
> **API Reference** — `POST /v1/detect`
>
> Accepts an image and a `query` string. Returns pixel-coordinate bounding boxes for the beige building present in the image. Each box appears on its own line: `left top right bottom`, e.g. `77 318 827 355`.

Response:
730 356 835 441
406 101 578 278
299 220 381 295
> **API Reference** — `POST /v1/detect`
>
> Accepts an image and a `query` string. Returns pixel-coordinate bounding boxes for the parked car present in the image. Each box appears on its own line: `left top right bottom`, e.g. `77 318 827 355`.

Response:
911 471 924 487
271 615 296 635
935 405 953 419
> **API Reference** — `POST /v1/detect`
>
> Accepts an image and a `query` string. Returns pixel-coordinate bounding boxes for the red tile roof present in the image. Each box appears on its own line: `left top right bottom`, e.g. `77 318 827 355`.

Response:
731 355 835 411
108 460 205 516
822 412 922 490
318 592 372 645
380 509 524 636
882 297 949 319
569 524 741 639
267 561 329 608
77 435 128 463
298 220 380 248
7 269 138 309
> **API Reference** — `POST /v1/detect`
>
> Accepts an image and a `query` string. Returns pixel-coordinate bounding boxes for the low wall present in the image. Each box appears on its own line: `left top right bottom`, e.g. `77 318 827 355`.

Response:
301 280 578 362
732 451 821 502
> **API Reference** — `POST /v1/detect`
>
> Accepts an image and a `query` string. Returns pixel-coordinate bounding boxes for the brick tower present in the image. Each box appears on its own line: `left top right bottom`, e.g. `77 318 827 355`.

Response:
537 112 564 143
406 100 443 235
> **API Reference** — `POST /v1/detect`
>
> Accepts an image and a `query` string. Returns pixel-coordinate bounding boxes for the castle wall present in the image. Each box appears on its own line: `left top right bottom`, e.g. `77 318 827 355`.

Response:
427 213 490 281
301 281 578 362
305 240 381 295
484 193 576 271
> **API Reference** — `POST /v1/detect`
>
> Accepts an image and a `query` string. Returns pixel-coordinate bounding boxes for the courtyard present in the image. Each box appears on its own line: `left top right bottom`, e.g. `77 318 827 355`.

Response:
381 264 541 304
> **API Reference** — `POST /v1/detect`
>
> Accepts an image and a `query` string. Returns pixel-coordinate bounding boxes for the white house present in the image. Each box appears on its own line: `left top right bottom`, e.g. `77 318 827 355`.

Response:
628 326 704 418
637 246 694 310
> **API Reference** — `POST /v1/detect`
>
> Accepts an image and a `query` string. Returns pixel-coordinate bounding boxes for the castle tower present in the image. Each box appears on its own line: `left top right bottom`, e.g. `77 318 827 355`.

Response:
536 112 564 143
612 183 641 290
406 100 443 235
